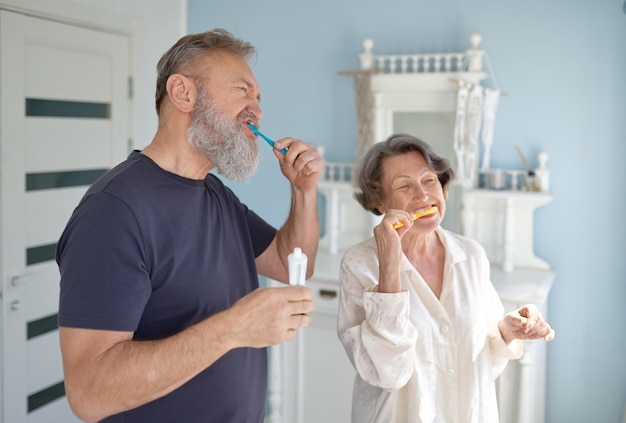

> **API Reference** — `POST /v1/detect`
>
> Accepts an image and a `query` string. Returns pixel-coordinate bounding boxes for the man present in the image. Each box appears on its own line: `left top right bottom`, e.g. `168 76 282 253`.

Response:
56 28 322 423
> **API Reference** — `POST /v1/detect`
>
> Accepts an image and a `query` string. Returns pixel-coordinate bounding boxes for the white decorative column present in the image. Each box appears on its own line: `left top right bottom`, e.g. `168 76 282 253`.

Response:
502 197 515 272
327 188 340 254
516 340 534 423
465 33 484 72
266 344 283 423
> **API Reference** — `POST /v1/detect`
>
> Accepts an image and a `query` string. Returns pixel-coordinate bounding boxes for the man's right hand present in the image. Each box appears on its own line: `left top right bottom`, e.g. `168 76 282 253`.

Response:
224 286 314 348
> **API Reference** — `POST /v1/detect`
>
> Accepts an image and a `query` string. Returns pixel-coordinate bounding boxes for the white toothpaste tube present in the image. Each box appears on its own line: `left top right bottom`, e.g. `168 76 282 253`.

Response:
287 247 307 286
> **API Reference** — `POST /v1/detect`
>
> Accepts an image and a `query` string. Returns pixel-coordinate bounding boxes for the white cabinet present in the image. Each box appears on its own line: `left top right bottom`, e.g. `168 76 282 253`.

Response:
266 253 354 423
267 256 554 423
493 268 554 423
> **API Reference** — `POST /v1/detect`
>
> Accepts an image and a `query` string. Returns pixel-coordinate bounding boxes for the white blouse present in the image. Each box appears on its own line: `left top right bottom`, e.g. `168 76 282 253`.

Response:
337 227 523 423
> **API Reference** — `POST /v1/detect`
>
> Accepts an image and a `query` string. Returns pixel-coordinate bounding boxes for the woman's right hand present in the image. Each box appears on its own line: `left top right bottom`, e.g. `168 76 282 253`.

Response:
373 209 412 293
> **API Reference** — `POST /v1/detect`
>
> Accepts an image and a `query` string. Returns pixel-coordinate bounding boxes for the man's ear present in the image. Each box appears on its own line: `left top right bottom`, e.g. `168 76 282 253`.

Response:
165 74 196 113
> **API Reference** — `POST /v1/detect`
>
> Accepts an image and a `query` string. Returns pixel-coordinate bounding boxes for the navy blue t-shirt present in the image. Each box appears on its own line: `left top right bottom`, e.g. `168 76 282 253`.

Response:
57 151 277 422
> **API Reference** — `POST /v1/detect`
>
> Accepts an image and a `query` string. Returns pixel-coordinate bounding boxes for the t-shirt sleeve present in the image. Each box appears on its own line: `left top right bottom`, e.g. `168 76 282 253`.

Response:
56 191 151 332
244 207 277 258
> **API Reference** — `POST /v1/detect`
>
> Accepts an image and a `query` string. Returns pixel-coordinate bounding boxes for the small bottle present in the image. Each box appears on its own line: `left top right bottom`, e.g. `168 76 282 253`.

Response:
288 247 308 286
534 151 550 192
525 170 539 191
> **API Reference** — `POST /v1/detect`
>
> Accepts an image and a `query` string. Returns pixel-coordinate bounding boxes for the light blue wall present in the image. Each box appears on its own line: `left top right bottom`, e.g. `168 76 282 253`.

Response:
187 1 626 421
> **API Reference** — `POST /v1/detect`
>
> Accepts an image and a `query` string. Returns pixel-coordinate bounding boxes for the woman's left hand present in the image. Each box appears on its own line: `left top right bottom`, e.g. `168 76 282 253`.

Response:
498 304 555 344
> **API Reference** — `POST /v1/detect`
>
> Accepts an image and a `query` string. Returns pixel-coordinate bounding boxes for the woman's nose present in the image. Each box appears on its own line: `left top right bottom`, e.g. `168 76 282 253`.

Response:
413 184 429 200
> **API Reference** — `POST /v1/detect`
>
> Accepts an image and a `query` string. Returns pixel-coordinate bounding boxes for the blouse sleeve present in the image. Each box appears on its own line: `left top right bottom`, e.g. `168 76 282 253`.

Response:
337 245 418 390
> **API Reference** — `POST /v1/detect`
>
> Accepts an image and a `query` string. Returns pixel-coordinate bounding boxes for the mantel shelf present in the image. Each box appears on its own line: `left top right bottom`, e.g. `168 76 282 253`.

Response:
465 188 553 200
491 267 555 305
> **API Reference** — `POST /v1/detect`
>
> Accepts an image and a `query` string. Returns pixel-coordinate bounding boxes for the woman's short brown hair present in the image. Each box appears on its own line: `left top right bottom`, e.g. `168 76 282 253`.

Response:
354 134 455 215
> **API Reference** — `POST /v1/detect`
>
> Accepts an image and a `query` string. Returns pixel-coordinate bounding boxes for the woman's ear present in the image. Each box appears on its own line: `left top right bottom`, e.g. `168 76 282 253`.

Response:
165 74 196 113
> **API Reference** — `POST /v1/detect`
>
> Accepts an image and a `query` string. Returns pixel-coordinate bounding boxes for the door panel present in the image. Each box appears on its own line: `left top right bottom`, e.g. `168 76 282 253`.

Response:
25 119 112 171
25 44 112 101
25 189 89 246
27 332 63 393
1 9 130 422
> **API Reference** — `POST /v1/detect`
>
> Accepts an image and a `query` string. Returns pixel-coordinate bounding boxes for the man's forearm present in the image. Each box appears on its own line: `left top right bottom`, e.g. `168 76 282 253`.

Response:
61 311 236 422
278 187 320 277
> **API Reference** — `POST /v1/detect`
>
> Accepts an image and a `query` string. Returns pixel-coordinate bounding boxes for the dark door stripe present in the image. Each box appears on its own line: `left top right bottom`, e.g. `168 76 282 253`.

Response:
27 313 58 340
26 98 110 119
26 243 57 265
26 168 108 191
27 381 65 413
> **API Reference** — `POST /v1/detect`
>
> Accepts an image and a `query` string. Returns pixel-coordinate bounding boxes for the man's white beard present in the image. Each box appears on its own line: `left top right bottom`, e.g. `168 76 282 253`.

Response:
187 90 260 182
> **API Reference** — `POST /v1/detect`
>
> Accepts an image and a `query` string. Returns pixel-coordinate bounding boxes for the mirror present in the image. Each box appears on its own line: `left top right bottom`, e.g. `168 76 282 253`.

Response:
392 110 459 230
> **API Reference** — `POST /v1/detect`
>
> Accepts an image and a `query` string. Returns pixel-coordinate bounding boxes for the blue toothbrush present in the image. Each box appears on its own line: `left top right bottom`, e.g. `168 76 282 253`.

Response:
247 123 287 154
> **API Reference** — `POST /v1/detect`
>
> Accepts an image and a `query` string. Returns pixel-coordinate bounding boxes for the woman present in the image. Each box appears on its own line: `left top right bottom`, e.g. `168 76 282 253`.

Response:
337 134 554 423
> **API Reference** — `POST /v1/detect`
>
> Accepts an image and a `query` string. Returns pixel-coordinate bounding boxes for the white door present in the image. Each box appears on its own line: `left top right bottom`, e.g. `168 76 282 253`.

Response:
0 9 130 422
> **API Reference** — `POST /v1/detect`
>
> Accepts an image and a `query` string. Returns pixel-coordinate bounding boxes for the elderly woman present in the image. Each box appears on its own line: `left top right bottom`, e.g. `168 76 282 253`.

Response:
337 134 554 423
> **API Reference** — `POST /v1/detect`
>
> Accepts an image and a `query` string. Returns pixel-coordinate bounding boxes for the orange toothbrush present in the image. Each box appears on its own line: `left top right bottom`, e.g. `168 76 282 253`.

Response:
392 206 438 229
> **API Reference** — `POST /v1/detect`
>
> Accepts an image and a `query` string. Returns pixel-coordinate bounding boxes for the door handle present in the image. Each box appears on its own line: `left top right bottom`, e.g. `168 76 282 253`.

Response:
319 289 337 299
10 269 50 287
9 298 21 312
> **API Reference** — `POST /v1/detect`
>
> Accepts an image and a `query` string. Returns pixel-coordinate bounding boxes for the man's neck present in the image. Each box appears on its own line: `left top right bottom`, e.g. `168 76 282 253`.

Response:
142 131 213 180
